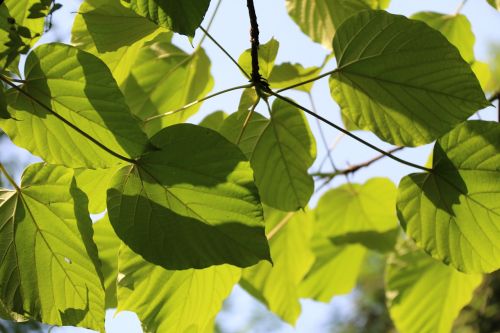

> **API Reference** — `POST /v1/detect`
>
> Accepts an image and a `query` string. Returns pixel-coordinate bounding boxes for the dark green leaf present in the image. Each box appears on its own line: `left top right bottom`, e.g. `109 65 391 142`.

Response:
0 87 10 119
330 10 488 146
397 120 500 273
107 123 270 269
123 0 211 37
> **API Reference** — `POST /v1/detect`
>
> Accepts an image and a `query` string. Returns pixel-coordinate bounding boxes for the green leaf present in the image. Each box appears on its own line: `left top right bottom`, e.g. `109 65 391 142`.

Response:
0 43 149 169
0 87 9 119
71 0 165 84
471 61 493 93
386 243 482 333
3 0 46 40
299 243 366 302
329 10 489 146
123 0 210 37
238 38 280 79
411 12 475 63
285 0 372 50
268 62 321 93
316 178 399 253
199 110 228 131
240 208 315 324
487 0 500 10
74 166 123 214
0 163 104 330
220 99 316 211
397 120 500 273
117 246 240 333
121 36 214 137
107 123 270 269
93 214 120 309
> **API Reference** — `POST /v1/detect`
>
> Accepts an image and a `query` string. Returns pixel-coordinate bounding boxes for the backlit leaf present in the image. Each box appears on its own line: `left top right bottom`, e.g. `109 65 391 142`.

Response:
239 38 280 79
117 246 240 333
0 43 149 169
386 243 482 333
241 208 314 324
107 123 270 269
268 62 321 93
0 164 104 330
316 178 399 253
397 120 500 273
199 110 228 131
329 10 488 146
220 99 316 211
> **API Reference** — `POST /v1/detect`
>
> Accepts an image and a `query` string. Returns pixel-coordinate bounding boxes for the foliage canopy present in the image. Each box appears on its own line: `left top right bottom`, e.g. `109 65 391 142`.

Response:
0 0 499 332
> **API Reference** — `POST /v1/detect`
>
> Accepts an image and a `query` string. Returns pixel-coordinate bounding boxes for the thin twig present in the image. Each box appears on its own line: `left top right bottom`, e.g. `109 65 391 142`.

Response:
312 147 405 179
144 83 252 123
237 97 260 144
317 133 345 171
199 26 251 79
267 212 295 240
308 92 336 172
0 163 21 192
276 69 338 93
271 91 432 173
0 74 136 164
197 0 223 47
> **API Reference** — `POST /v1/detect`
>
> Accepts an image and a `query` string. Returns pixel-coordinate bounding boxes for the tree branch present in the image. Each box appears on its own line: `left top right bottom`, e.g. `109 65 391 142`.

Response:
246 0 269 94
270 91 432 173
0 75 137 164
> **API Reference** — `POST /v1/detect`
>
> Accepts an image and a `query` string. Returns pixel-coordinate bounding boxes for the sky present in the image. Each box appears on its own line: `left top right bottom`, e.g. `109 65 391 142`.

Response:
1 0 499 332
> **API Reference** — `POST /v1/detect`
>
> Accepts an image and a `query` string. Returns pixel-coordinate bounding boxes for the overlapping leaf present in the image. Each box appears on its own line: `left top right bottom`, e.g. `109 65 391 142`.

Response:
241 208 314 324
411 12 475 63
71 0 165 84
0 164 104 330
93 214 121 309
316 178 399 252
386 243 482 333
107 123 270 270
329 10 489 146
199 110 228 131
117 245 240 333
239 38 279 79
220 99 316 211
286 0 381 50
123 0 210 37
268 62 321 93
487 0 500 10
121 35 214 137
397 120 500 273
0 43 149 169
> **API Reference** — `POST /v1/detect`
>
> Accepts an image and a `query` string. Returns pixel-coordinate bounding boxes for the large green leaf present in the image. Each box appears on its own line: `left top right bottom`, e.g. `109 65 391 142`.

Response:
123 0 210 37
268 62 321 93
316 178 399 252
397 120 500 273
386 243 482 333
71 0 165 84
220 99 316 211
238 38 280 79
286 0 373 50
0 43 149 169
411 12 475 63
107 123 270 269
329 10 488 146
240 208 314 324
93 214 121 309
121 36 214 137
117 246 240 333
0 164 104 330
